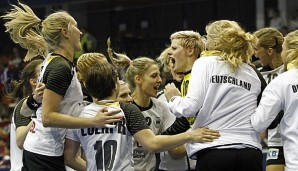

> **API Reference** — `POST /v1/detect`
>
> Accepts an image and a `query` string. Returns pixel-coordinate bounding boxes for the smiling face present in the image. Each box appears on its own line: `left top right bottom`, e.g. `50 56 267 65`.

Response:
170 39 188 73
137 64 162 98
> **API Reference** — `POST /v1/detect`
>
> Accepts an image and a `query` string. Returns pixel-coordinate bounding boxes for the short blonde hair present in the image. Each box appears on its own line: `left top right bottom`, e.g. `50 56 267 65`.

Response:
170 30 205 57
76 53 108 82
1 2 73 61
206 20 257 72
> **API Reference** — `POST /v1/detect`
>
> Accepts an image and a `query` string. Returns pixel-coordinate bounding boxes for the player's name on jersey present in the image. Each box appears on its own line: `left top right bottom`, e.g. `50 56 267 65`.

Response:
81 119 127 136
292 84 298 93
211 75 251 91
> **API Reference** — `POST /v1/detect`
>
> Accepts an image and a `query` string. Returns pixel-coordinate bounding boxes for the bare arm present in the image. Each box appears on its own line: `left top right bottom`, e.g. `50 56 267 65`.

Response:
133 127 220 153
168 145 187 159
16 121 33 149
42 89 123 128
64 138 86 171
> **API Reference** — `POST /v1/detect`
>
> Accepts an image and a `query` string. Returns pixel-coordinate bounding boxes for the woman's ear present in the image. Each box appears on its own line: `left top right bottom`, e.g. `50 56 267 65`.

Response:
267 48 274 56
61 28 69 38
134 75 142 85
187 47 195 56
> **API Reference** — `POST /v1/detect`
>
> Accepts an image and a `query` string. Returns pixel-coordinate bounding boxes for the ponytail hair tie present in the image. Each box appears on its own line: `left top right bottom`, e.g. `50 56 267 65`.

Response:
129 60 133 65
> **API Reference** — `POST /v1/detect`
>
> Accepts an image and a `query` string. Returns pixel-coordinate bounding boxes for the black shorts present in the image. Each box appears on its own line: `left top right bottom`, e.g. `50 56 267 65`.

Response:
195 148 263 171
22 150 66 171
266 146 285 165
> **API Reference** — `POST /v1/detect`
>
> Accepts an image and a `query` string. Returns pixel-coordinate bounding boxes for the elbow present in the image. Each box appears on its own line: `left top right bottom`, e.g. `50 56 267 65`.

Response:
16 140 24 150
64 155 73 167
42 116 52 127
143 142 162 153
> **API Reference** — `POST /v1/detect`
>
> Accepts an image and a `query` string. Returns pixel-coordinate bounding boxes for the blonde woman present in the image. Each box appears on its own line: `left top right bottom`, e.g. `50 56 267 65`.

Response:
251 30 298 171
164 20 266 171
1 3 122 170
254 27 285 171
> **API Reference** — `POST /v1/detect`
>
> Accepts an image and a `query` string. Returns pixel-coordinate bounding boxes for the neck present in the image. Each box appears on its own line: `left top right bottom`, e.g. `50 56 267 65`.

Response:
132 91 150 107
53 47 74 62
184 56 196 72
270 54 283 69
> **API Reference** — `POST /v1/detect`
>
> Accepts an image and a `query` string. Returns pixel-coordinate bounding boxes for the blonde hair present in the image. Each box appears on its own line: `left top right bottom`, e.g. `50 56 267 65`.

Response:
283 30 298 67
156 47 171 73
108 51 157 91
170 30 205 57
206 20 257 72
1 2 72 61
76 53 108 82
254 27 284 53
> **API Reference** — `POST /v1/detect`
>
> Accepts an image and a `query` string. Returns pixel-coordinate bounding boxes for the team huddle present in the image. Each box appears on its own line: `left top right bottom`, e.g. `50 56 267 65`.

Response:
2 2 298 171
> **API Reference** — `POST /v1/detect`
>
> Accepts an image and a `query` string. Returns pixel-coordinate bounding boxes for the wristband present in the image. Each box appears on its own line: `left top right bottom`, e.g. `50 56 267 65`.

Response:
26 94 42 110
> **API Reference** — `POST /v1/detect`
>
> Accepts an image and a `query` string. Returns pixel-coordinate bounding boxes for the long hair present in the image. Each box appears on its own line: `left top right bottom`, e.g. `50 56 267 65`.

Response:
6 59 42 99
283 30 298 68
1 2 72 61
206 20 257 72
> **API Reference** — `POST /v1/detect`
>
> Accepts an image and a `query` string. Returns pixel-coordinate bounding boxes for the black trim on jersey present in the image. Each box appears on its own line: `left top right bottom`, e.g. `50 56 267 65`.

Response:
156 91 164 99
132 100 153 111
120 102 150 136
250 65 267 105
259 65 273 72
268 110 284 129
14 98 32 128
43 56 74 97
13 98 31 129
183 70 192 75
162 117 190 135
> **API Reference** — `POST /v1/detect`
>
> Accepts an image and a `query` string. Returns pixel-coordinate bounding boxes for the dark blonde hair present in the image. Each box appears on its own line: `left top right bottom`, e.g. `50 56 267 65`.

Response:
170 30 205 57
254 27 284 53
156 47 172 73
76 53 107 82
1 2 73 61
7 59 42 98
206 20 257 72
85 63 118 100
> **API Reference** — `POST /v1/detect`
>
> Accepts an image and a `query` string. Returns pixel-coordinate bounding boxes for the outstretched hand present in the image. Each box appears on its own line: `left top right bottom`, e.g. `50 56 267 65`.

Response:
189 127 220 143
93 107 123 127
164 83 181 102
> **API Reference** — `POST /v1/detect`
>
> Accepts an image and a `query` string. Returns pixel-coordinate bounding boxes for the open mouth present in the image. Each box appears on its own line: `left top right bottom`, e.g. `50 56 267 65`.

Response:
153 85 160 90
170 57 175 65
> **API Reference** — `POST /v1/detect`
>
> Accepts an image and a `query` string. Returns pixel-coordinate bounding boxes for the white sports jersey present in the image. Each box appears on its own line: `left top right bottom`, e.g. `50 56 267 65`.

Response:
251 68 298 171
259 65 284 147
67 102 146 171
24 54 84 156
168 56 262 159
157 93 196 171
67 103 130 171
10 99 25 171
133 98 176 171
